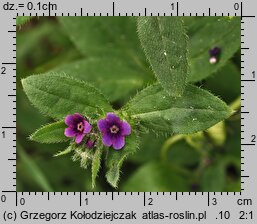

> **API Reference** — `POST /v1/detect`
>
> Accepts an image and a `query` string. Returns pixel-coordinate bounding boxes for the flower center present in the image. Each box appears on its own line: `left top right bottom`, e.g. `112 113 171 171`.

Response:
77 122 84 132
110 125 119 134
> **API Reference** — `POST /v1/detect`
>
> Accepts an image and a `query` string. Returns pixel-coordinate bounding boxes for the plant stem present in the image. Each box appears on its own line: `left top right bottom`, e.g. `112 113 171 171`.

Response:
160 134 184 161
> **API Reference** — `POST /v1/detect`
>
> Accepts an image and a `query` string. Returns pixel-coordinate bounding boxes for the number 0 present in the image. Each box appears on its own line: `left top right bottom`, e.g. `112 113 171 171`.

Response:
1 195 6 202
234 3 240 10
27 2 33 10
20 198 25 205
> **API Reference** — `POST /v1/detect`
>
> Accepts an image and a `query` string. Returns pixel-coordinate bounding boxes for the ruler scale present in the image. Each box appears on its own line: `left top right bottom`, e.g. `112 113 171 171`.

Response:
0 0 256 223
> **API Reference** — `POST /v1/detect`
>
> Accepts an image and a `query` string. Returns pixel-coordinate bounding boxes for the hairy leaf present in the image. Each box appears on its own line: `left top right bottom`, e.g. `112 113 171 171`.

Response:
17 16 33 26
188 17 241 82
30 121 68 143
125 84 232 134
105 130 138 188
22 73 113 119
54 145 73 157
122 162 189 191
137 17 188 97
92 148 102 188
53 57 154 103
58 17 146 69
17 89 49 135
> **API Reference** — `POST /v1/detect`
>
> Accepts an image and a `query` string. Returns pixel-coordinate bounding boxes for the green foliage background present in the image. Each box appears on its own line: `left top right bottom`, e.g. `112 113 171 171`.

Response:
17 17 241 192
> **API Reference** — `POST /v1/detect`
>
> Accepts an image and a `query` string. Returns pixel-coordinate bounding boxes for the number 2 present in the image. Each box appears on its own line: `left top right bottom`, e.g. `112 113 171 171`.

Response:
148 198 153 205
1 67 6 74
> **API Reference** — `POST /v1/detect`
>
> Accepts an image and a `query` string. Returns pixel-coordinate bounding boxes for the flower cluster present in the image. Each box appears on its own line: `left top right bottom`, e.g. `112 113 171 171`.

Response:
64 112 131 150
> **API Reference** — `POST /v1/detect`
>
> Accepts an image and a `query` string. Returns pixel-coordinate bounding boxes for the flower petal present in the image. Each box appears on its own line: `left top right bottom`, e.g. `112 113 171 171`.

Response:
121 121 131 136
75 133 85 144
102 134 112 147
74 113 84 121
83 120 92 134
65 115 74 126
112 136 125 150
64 127 76 137
97 119 108 133
106 112 120 123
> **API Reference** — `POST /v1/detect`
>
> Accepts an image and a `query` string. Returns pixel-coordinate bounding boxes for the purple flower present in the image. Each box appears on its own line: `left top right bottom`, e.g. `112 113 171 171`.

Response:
209 47 221 64
209 47 221 57
97 113 131 150
64 113 92 144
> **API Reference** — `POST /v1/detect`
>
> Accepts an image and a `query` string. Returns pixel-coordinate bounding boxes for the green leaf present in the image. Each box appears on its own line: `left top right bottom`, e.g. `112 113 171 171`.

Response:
224 120 241 159
17 89 49 136
22 73 113 119
106 130 138 188
137 17 188 97
17 20 78 76
91 147 102 188
222 156 240 192
53 57 154 103
30 121 68 143
204 62 240 103
17 143 53 191
130 132 167 164
29 154 92 192
58 17 146 69
166 140 200 167
188 17 241 82
54 145 74 157
201 162 225 191
17 16 33 26
125 84 232 134
122 162 189 191
225 180 241 192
